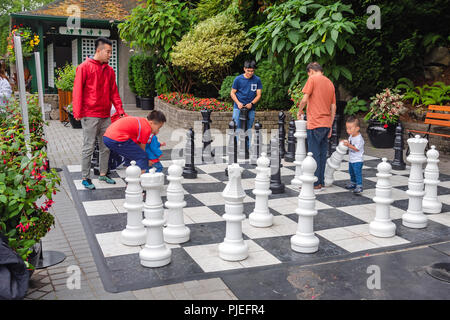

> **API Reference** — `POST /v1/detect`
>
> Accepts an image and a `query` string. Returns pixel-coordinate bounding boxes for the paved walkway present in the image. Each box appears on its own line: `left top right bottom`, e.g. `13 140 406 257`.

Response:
25 112 450 300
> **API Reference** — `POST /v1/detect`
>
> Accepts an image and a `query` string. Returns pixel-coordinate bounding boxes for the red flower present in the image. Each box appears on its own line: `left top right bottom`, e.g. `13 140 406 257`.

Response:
383 124 388 129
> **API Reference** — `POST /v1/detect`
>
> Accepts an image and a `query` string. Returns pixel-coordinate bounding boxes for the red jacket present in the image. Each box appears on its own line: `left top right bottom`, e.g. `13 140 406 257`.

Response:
72 57 124 119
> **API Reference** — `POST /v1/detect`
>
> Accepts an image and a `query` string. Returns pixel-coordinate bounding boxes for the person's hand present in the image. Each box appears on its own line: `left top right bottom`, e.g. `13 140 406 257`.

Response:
237 102 243 109
160 142 166 147
245 103 252 109
328 128 332 139
75 117 81 121
342 140 349 147
296 109 304 120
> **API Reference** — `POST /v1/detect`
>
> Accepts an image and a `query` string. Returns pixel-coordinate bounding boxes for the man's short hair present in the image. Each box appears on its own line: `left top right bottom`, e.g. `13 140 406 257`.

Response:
244 60 256 69
306 62 323 73
147 110 166 123
346 115 360 127
95 37 113 51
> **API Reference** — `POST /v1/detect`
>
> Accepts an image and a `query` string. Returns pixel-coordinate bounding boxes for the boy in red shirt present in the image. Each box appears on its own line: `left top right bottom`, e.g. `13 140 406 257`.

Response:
103 110 166 173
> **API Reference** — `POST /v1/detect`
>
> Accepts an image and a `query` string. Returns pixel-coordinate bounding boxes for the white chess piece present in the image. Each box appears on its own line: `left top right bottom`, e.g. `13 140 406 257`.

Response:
422 146 442 214
324 141 349 187
139 168 171 267
249 153 273 227
291 119 307 187
402 135 428 229
369 158 396 237
291 152 319 253
120 161 146 246
164 159 190 244
219 163 248 261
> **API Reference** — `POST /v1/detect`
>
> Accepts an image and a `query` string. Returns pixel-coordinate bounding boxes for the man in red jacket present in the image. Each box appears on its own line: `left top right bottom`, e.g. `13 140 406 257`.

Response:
73 37 125 189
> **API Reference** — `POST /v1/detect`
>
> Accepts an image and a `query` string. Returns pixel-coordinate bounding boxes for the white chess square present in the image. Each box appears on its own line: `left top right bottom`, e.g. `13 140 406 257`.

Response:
192 192 254 206
242 215 297 238
363 234 410 247
111 198 126 213
332 170 351 181
96 231 143 258
240 178 256 190
183 240 281 273
83 200 119 216
183 207 224 224
366 175 409 187
195 174 221 183
67 164 82 172
198 163 229 174
280 167 295 176
362 188 409 201
316 227 360 242
74 178 126 190
333 237 379 252
320 184 348 194
428 213 450 227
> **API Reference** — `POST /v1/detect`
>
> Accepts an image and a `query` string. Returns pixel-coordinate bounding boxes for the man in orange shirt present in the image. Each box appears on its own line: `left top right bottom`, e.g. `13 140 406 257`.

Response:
297 62 336 191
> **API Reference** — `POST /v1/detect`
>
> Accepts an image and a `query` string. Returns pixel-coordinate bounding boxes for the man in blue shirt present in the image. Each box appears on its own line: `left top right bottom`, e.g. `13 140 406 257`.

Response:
230 60 262 148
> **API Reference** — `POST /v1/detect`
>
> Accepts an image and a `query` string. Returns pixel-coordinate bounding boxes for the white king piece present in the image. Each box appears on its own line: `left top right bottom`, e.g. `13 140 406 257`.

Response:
219 163 248 261
402 135 428 229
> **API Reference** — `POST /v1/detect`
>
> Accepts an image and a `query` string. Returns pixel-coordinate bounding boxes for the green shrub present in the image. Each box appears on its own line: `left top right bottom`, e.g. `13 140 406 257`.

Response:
193 0 233 22
133 55 156 98
218 74 238 101
55 63 76 91
170 12 251 90
128 55 137 95
344 97 368 116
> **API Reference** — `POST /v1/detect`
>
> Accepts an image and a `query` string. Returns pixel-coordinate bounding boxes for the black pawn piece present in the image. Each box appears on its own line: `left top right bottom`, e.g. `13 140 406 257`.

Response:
183 128 198 179
278 112 286 158
328 115 339 157
225 120 237 176
391 121 406 170
250 121 262 165
238 108 249 160
270 137 285 194
285 120 296 162
201 108 214 163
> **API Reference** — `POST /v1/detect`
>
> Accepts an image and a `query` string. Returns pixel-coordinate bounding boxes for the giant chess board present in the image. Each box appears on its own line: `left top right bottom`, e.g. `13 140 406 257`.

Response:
64 150 450 293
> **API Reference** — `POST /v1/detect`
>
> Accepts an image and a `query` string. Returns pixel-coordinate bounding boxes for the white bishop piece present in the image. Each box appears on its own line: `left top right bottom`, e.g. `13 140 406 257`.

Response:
369 158 396 238
249 153 273 227
219 163 248 261
164 159 190 244
291 152 319 253
422 146 442 214
120 161 146 246
324 141 348 187
291 119 307 187
139 168 171 267
402 135 428 229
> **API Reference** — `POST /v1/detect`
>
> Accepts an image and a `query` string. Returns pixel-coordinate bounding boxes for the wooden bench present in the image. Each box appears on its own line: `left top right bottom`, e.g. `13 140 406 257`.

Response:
407 105 450 154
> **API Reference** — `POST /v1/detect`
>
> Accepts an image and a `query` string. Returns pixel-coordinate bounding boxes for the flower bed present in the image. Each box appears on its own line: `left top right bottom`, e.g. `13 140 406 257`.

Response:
158 93 233 112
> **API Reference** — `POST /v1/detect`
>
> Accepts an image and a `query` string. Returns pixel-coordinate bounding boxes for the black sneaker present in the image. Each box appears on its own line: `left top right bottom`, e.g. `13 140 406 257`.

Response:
345 183 356 190
353 186 363 194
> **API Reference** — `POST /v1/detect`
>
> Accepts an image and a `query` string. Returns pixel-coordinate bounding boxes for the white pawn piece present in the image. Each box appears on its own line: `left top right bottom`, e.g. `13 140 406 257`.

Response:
163 159 190 244
120 161 146 246
369 158 396 238
423 146 442 214
249 153 273 227
291 152 319 253
139 168 171 267
324 141 349 187
402 135 428 229
291 119 307 186
219 163 248 261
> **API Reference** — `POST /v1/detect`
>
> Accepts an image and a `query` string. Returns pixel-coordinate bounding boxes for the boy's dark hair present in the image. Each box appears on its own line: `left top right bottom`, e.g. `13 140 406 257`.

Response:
306 62 323 73
244 60 256 69
346 115 360 127
147 110 166 123
95 37 113 50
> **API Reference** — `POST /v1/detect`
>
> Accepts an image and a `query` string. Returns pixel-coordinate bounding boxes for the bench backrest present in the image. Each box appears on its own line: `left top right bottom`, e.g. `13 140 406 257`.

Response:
425 105 450 128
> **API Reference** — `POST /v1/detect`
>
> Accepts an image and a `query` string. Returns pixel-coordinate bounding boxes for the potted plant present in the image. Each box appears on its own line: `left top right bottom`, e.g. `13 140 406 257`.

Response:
66 104 82 129
0 95 60 275
128 55 141 108
134 54 156 110
364 88 406 148
55 63 76 122
6 25 40 64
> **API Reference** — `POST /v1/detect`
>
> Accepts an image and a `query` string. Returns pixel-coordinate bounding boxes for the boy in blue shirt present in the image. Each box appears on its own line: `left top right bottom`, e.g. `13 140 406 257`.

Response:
145 134 166 172
230 60 262 148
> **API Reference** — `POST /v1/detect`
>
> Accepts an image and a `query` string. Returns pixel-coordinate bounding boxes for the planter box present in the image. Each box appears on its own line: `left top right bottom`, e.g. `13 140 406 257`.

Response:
57 89 72 123
154 97 293 134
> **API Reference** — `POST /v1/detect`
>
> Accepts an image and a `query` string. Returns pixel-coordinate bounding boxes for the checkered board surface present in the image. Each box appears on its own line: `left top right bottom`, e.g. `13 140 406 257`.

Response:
64 151 450 293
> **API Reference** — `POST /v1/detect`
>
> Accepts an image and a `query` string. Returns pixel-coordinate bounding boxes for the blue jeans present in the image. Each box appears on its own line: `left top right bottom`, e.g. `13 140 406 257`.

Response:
103 136 149 172
307 127 330 186
232 107 255 149
149 161 163 173
349 162 363 187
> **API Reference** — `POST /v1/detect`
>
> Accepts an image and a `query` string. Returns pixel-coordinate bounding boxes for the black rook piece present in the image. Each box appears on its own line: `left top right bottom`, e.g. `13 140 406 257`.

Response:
391 121 406 170
201 108 214 163
183 128 198 179
225 120 237 176
278 112 286 158
328 115 339 157
238 108 249 160
270 137 285 194
285 120 296 162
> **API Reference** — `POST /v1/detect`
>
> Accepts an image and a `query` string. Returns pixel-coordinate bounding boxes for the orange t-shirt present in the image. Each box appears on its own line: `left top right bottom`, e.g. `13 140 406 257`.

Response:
104 116 152 144
302 74 336 130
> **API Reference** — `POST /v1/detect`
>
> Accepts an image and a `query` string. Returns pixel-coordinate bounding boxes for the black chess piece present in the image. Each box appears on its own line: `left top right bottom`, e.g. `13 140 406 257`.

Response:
285 120 296 162
92 138 100 176
391 121 406 170
201 108 214 163
238 108 249 160
270 137 285 194
328 115 339 157
183 128 198 179
225 120 237 176
278 112 286 158
250 121 262 165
